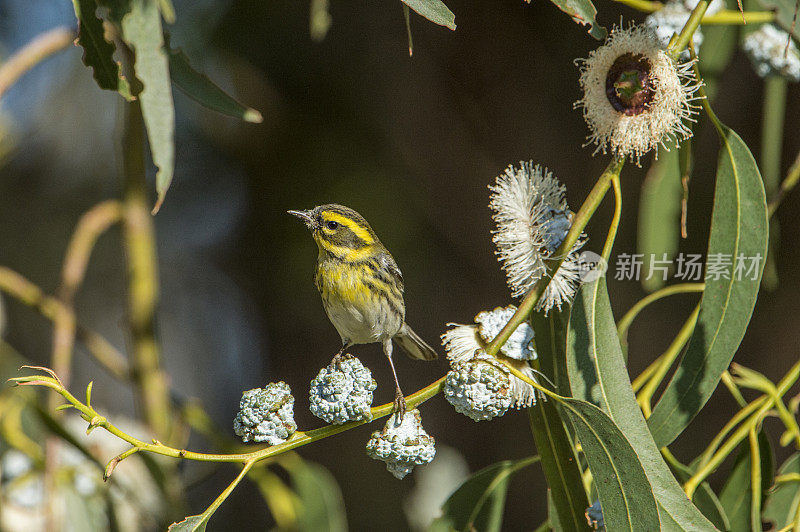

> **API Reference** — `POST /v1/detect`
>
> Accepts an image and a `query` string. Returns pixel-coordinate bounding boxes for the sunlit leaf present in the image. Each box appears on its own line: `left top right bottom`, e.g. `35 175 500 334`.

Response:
168 47 263 123
556 397 660 531
566 277 716 530
400 0 456 30
638 149 682 292
431 458 537 532
110 0 176 213
72 0 133 99
763 453 800 530
647 125 768 447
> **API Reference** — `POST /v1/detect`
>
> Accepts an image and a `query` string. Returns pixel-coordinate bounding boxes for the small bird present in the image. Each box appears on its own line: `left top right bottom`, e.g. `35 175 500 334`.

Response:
289 204 437 415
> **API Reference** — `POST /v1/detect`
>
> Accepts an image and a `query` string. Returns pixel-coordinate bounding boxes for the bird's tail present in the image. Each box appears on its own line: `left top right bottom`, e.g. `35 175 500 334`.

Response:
395 323 438 361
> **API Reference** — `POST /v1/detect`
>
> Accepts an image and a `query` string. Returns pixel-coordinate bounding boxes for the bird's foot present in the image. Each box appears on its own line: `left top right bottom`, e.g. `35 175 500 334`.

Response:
393 389 407 420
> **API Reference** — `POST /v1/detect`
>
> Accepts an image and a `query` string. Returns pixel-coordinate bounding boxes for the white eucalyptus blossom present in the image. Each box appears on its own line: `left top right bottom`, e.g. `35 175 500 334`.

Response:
489 163 585 313
233 382 297 445
743 25 800 82
475 306 536 360
309 354 377 424
366 409 436 479
576 24 701 163
441 321 539 409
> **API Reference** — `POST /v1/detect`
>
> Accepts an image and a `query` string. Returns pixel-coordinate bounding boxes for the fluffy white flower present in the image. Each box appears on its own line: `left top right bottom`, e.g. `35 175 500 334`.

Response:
441 319 539 409
366 409 435 479
489 163 585 313
644 0 723 58
576 24 701 163
743 25 800 82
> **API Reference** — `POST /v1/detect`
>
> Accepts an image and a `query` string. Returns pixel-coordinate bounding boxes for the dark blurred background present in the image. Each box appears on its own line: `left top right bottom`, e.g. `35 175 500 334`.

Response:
1 0 798 529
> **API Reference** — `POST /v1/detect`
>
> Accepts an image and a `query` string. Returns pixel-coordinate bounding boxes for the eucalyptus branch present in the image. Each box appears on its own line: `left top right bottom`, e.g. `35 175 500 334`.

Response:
684 358 800 497
121 101 172 441
0 267 129 379
611 0 663 12
701 10 775 24
668 1 710 60
768 147 800 216
617 283 704 339
601 173 622 262
0 27 75 99
637 304 700 417
485 156 625 358
10 367 445 473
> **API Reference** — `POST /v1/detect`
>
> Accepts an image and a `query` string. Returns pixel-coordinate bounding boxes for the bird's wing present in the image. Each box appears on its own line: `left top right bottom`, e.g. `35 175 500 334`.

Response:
379 252 404 293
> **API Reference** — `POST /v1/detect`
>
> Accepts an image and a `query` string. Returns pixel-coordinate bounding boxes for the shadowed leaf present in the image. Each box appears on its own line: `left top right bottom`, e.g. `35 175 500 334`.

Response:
534 0 606 39
567 278 716 530
72 0 133 99
431 457 537 532
763 453 800 530
168 48 262 123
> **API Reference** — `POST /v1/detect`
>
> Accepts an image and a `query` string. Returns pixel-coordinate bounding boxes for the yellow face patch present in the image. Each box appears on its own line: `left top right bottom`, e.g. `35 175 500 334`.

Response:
320 211 375 246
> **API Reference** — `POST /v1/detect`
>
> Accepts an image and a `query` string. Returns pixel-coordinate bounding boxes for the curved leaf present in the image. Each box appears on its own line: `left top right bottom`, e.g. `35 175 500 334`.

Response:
671 460 731 531
566 278 716 530
72 0 133 99
112 0 176 213
534 0 606 39
283 458 348 532
401 0 456 30
431 457 536 532
167 48 263 123
528 401 588 532
763 453 800 530
557 397 660 531
647 126 768 447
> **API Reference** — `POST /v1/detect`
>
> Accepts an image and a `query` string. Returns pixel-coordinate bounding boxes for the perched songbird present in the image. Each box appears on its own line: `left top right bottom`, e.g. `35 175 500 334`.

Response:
289 204 437 415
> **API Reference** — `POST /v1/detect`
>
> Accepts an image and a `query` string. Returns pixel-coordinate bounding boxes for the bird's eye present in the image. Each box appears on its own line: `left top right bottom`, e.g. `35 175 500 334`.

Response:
325 220 339 230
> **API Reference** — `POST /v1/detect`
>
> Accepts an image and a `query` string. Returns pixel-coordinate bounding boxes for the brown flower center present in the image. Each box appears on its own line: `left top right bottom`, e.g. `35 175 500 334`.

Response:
605 53 654 115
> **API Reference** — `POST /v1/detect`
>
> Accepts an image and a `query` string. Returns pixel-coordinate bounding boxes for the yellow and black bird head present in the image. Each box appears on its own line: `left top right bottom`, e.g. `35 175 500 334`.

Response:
288 204 383 260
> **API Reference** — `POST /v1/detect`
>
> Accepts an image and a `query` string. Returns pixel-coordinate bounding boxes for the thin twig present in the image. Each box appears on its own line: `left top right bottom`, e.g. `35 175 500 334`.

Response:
0 267 129 379
0 27 75 99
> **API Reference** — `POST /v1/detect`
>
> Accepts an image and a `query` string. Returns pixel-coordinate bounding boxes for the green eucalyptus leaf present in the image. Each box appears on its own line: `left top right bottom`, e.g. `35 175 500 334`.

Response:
719 432 774 532
400 0 456 30
700 24 737 99
283 458 348 532
528 401 588 532
556 397 660 531
431 457 537 532
566 277 716 530
167 48 263 123
638 149 682 292
670 459 731 530
647 125 768 447
167 515 206 532
113 0 176 213
72 0 133 99
536 0 606 40
763 453 800 530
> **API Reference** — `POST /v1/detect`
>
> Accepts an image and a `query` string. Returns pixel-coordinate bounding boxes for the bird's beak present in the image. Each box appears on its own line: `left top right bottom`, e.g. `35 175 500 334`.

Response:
288 209 315 229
